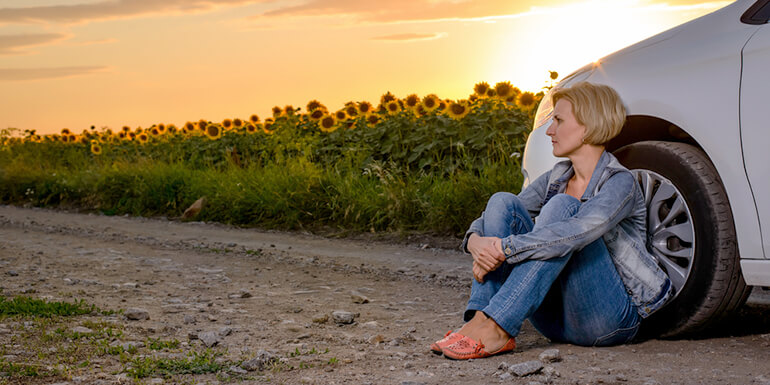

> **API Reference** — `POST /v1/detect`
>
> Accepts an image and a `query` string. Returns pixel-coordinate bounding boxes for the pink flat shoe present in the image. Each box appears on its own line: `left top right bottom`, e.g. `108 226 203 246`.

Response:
442 335 516 360
430 330 464 355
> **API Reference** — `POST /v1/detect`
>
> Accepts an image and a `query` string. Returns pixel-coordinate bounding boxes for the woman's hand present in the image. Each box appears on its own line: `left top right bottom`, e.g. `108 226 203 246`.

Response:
473 261 487 283
468 233 506 282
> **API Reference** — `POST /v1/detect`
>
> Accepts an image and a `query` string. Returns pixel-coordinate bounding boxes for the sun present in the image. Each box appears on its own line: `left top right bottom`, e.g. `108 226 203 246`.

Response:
488 0 724 92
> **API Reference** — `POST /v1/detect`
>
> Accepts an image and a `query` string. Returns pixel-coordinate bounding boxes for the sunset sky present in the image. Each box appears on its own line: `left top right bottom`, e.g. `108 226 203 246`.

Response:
1 0 730 135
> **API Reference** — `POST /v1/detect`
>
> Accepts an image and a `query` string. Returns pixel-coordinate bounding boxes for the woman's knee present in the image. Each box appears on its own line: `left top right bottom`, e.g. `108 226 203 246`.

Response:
538 194 580 224
487 191 518 209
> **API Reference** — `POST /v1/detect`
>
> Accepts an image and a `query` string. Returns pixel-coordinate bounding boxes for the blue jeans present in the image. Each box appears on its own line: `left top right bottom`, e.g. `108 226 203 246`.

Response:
465 192 640 346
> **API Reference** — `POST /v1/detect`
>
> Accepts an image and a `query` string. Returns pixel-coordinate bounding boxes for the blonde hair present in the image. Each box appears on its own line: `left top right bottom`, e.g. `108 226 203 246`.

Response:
551 82 626 145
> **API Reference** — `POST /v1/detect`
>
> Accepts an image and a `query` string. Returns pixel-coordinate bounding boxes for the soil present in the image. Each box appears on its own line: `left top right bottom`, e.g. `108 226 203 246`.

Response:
1 204 769 385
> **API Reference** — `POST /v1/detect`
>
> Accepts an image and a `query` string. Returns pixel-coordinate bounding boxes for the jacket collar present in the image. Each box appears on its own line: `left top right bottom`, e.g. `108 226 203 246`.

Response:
548 151 622 201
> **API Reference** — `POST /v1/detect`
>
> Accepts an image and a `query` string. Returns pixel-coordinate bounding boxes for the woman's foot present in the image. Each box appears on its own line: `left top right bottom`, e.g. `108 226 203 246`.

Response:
457 312 512 353
442 335 516 360
430 330 464 354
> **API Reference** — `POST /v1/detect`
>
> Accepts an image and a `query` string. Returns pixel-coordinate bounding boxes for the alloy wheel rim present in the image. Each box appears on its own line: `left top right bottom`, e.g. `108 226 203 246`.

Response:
631 169 695 299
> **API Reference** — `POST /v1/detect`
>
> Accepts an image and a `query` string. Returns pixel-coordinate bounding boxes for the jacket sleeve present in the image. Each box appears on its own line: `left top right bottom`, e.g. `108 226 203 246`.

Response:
459 170 550 253
500 171 636 263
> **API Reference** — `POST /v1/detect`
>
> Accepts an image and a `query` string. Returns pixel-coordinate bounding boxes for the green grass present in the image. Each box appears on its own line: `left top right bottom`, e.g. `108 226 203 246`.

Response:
124 349 227 379
0 97 533 236
0 296 108 318
146 337 181 350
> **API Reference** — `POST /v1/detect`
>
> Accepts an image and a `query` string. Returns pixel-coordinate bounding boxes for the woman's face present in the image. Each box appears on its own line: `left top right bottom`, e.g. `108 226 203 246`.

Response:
546 99 587 158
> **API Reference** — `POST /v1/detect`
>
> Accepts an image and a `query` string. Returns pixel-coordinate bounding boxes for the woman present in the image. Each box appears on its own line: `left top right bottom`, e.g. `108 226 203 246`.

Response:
432 82 672 360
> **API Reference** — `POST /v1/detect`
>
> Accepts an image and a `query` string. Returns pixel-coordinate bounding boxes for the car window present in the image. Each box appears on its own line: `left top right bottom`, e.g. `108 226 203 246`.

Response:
742 0 770 24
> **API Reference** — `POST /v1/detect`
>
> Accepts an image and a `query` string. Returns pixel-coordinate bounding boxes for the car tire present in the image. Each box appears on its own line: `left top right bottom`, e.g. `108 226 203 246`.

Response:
613 141 750 337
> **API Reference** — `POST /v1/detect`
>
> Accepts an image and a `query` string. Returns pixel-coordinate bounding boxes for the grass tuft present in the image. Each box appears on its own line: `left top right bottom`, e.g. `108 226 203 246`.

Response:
0 296 107 318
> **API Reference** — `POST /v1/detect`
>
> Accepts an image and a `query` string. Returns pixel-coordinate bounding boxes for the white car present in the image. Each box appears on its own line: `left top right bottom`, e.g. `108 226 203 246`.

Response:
522 0 770 337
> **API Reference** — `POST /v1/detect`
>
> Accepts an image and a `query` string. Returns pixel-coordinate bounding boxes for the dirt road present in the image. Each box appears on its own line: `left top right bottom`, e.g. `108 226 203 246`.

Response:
1 205 769 384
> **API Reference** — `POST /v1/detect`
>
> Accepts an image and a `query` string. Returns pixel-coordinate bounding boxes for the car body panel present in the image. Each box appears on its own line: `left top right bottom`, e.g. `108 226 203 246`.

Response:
522 1 768 282
740 24 770 267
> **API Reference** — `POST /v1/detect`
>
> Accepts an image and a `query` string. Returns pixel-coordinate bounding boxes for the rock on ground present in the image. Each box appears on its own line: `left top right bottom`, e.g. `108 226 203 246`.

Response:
124 308 150 321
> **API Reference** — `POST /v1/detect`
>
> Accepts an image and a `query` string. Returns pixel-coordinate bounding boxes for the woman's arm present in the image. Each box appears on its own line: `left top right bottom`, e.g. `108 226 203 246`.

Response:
460 170 551 253
467 234 505 282
501 171 637 263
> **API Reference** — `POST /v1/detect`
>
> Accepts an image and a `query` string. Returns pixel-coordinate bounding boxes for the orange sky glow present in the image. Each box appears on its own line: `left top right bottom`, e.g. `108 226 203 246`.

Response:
1 0 730 135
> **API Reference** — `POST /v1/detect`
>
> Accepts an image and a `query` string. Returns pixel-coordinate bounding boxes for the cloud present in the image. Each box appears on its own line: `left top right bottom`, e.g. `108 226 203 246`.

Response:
371 32 446 42
258 0 561 24
0 66 108 81
70 38 119 46
0 33 68 54
0 0 271 25
255 0 731 25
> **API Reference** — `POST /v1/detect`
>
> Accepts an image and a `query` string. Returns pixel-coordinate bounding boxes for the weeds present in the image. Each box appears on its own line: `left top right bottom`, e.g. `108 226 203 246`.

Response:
146 337 181 350
124 349 226 378
0 296 105 318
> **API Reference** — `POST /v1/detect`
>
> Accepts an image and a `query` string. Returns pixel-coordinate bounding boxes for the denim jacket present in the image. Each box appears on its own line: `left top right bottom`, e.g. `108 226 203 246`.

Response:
463 151 673 318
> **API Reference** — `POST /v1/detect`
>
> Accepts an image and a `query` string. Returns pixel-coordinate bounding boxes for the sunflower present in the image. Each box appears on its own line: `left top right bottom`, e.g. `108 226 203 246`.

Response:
421 94 440 112
284 105 297 116
549 71 559 80
245 123 258 133
78 135 89 144
445 100 470 120
517 91 536 107
308 108 325 122
437 100 447 111
150 127 160 136
404 94 420 111
137 133 149 143
198 119 208 131
249 114 260 124
61 128 71 135
319 114 337 133
263 118 275 134
380 91 397 105
118 131 127 140
157 123 167 134
272 106 283 118
358 101 374 115
469 94 479 102
344 103 358 118
485 89 496 98
474 82 491 98
366 114 381 127
167 124 178 134
90 143 102 155
334 109 349 121
222 118 233 130
121 125 131 133
129 132 136 140
494 81 515 99
385 100 401 115
184 121 196 131
233 118 244 129
306 99 325 112
205 124 222 139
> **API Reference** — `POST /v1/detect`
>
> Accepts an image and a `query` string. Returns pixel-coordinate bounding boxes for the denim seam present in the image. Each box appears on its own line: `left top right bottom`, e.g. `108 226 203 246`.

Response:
484 260 543 335
592 323 639 347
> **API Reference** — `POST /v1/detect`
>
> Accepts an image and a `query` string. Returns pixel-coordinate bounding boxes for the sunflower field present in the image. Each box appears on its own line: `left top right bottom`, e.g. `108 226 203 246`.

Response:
0 81 543 236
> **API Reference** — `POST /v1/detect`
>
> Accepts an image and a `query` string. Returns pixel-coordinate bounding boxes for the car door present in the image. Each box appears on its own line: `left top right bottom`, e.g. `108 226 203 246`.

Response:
740 23 770 259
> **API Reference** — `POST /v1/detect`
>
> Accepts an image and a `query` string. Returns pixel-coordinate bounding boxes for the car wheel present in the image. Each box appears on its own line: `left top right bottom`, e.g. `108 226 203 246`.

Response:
613 141 750 337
